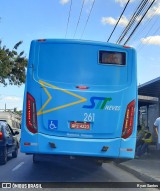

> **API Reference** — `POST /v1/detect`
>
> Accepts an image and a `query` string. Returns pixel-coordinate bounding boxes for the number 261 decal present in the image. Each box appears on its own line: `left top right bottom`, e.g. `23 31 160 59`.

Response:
84 113 95 122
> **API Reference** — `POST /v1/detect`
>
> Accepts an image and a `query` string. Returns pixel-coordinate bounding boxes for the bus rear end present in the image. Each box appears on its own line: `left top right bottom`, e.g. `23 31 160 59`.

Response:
20 39 137 161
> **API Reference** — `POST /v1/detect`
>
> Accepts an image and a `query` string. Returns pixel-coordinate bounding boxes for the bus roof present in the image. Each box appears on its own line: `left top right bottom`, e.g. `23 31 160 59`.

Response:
34 39 134 50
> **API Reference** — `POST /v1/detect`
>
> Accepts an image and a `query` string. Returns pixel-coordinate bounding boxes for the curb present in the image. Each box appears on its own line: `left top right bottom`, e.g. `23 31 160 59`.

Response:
114 162 160 183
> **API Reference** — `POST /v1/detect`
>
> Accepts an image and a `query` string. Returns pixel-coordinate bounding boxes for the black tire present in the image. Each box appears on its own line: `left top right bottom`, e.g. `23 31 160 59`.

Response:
0 147 8 165
12 146 18 158
33 154 39 164
96 160 103 166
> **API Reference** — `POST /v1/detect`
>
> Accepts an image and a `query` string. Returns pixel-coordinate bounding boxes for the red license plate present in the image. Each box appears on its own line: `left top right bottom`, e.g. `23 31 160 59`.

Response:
70 122 90 130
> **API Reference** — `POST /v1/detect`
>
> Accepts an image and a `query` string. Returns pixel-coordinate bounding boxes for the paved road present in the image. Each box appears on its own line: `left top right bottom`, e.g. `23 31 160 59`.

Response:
0 151 159 191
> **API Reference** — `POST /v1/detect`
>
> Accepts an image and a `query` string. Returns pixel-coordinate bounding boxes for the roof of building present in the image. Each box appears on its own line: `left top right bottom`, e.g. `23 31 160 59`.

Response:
138 76 160 98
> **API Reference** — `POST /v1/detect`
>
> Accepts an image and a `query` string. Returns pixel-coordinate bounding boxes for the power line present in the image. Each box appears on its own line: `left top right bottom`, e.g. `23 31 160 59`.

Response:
124 0 156 45
117 0 148 44
132 5 159 48
107 0 131 42
137 17 160 50
116 0 149 44
131 1 159 44
121 0 149 44
131 9 156 43
65 0 73 38
73 0 85 38
80 0 96 39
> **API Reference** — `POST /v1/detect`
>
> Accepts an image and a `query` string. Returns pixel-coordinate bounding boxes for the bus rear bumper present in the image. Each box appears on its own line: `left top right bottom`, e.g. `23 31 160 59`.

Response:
21 133 136 159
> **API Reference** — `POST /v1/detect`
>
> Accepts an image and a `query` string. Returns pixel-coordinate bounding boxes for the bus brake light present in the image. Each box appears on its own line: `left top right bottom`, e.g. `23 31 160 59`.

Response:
122 100 135 139
76 86 89 90
26 92 38 134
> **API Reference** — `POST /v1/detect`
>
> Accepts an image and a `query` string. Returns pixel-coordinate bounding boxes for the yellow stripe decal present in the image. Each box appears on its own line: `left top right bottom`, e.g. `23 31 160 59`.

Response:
37 80 87 116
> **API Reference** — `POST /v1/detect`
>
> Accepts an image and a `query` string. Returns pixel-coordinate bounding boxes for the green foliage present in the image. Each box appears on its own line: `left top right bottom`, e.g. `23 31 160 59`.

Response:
0 40 27 86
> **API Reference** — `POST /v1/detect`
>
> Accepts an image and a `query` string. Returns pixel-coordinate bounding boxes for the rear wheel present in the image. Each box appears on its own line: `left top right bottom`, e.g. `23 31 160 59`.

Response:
95 159 103 166
0 147 8 165
33 154 39 164
96 161 103 166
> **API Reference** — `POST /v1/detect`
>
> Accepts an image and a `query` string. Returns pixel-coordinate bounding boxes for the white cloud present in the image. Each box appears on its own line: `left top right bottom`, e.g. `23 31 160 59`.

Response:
59 0 70 5
2 96 21 102
101 15 128 27
0 96 23 110
147 2 160 18
141 35 160 45
115 0 135 7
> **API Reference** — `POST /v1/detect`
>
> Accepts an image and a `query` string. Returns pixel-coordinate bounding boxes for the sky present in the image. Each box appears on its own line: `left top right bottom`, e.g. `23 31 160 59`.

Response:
0 0 160 110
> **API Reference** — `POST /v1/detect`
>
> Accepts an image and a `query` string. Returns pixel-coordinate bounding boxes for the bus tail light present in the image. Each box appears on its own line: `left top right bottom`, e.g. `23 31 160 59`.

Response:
122 100 135 139
26 92 38 134
0 132 3 140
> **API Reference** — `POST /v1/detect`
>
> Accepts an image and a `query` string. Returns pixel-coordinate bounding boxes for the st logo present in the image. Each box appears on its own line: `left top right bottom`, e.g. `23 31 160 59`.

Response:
83 97 112 109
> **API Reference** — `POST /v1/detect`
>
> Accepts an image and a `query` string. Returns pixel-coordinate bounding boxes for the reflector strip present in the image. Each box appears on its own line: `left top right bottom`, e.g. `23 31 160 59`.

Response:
24 142 31 146
120 148 133 152
127 148 133 152
24 142 38 146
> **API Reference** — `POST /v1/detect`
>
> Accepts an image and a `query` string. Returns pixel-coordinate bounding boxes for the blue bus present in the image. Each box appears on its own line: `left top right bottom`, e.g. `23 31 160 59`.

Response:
20 39 137 163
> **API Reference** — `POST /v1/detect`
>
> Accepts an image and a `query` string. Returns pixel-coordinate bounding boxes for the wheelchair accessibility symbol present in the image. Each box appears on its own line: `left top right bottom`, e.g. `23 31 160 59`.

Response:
48 120 58 130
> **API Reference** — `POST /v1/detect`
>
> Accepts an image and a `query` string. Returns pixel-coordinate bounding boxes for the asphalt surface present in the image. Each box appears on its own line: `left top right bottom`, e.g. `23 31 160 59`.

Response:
0 151 159 190
0 151 141 182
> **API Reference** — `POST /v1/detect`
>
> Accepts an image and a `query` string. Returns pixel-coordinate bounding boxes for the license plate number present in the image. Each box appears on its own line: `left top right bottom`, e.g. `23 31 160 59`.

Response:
70 122 90 130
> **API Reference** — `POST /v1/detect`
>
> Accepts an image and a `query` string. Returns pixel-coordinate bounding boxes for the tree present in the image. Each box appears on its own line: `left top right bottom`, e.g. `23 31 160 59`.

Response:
0 40 27 86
